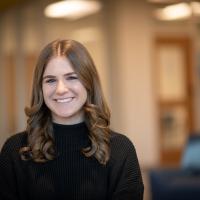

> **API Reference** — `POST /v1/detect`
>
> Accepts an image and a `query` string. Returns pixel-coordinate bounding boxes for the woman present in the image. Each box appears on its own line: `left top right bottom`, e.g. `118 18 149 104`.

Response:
0 39 144 200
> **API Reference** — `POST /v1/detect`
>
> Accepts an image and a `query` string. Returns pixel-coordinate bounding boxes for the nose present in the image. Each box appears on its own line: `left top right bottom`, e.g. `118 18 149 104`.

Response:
56 80 69 95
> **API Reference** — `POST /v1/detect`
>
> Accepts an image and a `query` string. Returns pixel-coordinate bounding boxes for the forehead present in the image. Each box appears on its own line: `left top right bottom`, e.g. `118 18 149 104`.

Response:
43 56 74 76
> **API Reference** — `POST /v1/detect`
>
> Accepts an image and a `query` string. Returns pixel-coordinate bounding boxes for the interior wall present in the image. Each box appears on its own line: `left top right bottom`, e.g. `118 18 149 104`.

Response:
104 0 159 167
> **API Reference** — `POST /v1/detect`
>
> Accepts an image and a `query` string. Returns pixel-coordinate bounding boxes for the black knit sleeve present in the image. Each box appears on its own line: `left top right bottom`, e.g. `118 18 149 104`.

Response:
108 132 144 200
0 134 24 200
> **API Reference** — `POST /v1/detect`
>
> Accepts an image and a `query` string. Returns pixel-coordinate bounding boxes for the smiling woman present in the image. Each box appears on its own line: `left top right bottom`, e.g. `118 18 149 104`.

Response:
0 39 144 200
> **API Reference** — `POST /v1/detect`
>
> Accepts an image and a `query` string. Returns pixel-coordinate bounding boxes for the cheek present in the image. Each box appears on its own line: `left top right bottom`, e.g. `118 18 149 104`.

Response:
42 86 52 104
42 85 53 96
77 84 87 100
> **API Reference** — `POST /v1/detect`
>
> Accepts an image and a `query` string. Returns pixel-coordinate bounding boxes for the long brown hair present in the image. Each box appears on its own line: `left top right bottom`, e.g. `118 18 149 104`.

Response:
20 39 111 165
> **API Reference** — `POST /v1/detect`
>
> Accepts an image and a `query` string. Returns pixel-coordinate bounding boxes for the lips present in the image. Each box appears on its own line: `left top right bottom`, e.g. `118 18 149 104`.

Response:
55 97 74 103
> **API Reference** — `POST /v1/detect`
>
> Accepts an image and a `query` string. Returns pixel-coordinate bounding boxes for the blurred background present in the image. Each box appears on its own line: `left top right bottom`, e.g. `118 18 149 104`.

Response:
1 0 200 199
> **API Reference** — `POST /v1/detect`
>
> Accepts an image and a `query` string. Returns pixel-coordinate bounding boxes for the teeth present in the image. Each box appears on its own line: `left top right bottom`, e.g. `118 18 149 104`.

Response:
56 98 73 103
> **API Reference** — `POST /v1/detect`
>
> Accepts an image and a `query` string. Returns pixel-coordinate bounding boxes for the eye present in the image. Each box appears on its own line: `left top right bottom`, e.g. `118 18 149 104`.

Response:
45 79 56 83
67 76 78 80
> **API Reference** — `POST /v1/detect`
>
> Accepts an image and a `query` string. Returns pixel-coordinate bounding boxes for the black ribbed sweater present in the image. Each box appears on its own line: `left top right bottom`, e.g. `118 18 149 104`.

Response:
0 122 144 200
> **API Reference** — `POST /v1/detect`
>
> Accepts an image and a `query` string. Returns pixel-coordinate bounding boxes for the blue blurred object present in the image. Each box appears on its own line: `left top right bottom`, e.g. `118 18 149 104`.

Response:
181 135 200 172
149 134 200 200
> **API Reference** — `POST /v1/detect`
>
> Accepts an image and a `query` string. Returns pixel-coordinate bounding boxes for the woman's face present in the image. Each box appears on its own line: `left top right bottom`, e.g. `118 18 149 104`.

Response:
42 56 87 125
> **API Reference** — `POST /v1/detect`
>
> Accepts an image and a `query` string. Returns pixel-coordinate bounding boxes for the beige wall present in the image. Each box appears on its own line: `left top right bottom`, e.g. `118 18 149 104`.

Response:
104 0 159 167
0 0 200 168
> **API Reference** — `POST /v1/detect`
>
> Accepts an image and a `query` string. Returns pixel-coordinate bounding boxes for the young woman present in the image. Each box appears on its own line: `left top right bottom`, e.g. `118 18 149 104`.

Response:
0 39 144 200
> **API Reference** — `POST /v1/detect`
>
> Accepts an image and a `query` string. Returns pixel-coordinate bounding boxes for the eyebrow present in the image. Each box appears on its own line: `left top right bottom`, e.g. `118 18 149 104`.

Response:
43 72 77 80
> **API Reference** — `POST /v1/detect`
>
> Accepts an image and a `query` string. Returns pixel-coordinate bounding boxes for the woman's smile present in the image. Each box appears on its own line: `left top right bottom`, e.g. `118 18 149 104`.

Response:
55 97 74 103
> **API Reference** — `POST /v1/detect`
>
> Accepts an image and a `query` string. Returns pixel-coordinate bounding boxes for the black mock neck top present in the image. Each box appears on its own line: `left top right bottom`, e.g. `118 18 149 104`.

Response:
0 122 144 200
53 122 89 151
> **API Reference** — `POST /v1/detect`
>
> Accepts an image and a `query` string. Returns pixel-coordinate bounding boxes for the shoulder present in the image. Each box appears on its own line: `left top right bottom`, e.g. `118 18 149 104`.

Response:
109 131 137 161
110 131 135 151
0 131 27 156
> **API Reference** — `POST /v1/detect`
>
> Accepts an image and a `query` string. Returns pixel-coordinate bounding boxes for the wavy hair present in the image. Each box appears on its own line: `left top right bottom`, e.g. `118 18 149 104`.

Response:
20 39 111 165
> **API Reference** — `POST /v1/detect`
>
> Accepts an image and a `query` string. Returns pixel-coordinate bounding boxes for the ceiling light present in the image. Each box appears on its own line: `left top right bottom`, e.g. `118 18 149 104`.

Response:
154 3 192 20
148 0 179 3
44 0 102 20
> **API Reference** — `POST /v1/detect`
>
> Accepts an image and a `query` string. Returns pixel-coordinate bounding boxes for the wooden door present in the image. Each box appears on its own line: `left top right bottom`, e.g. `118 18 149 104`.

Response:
155 37 194 166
